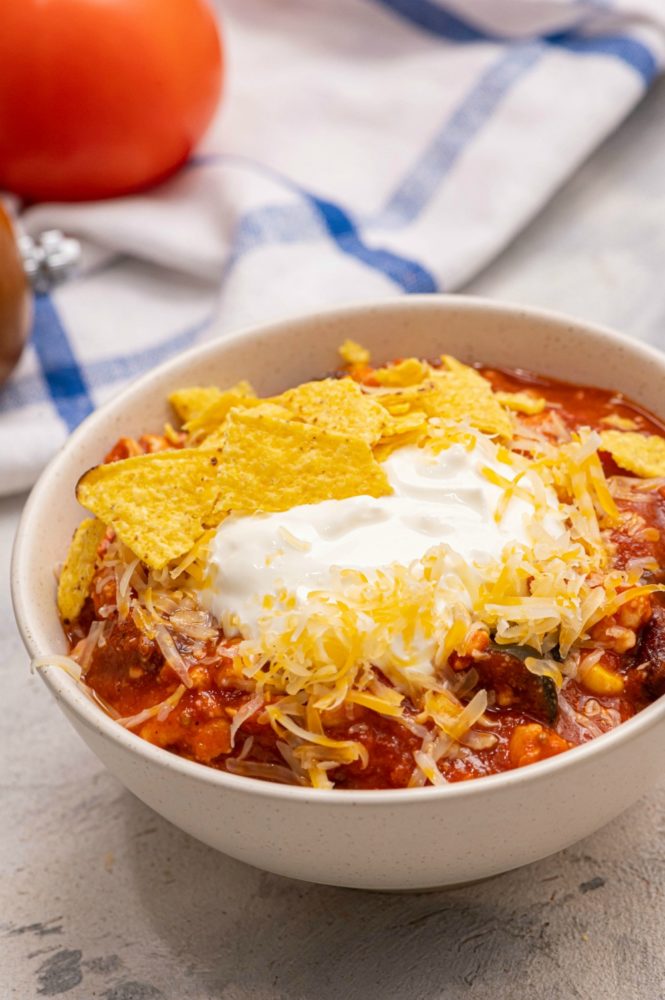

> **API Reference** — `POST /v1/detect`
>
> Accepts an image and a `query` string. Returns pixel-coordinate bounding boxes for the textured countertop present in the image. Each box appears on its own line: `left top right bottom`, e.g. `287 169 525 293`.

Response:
4 77 665 1000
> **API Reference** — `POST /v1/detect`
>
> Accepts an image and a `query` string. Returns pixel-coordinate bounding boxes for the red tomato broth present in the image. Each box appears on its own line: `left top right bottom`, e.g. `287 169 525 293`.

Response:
479 365 665 439
65 364 665 789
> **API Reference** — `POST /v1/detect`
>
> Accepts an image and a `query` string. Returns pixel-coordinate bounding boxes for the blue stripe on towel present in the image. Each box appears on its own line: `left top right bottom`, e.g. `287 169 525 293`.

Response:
1 312 215 414
30 294 94 431
306 195 438 292
377 44 543 226
372 0 657 84
552 33 657 83
83 312 215 390
191 155 438 292
369 0 493 42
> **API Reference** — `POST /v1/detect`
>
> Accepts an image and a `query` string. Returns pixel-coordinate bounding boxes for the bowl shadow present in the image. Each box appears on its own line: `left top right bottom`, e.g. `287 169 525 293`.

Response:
118 789 649 1000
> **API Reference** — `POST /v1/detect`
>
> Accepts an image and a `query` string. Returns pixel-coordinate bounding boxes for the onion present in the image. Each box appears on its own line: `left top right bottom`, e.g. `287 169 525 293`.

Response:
154 624 193 688
237 736 254 761
225 759 300 784
169 607 218 641
558 695 604 740
462 731 498 751
276 740 307 782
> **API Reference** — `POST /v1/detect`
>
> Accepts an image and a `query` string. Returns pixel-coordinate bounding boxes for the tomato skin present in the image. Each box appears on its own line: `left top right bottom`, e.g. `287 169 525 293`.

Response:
0 0 223 202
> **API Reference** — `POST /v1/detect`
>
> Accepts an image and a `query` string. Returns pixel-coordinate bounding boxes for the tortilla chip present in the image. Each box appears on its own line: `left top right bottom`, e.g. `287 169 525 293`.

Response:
57 518 107 622
76 449 223 569
496 390 546 415
202 402 292 448
600 414 639 431
599 431 665 478
339 339 370 366
181 382 256 435
423 359 512 437
382 411 428 436
274 378 387 444
211 410 391 518
372 410 429 460
169 387 226 423
369 357 512 439
375 358 430 387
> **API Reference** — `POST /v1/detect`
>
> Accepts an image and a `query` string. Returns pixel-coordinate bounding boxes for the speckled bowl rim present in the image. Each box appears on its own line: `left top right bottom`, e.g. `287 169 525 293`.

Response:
12 294 665 806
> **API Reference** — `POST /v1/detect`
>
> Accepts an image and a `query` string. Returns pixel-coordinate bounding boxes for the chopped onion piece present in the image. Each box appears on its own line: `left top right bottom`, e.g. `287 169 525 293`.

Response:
225 759 301 784
237 735 254 761
169 608 218 641
154 624 193 688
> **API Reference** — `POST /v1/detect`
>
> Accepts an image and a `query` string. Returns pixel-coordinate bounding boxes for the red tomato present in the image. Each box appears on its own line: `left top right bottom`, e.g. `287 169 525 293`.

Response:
0 0 223 202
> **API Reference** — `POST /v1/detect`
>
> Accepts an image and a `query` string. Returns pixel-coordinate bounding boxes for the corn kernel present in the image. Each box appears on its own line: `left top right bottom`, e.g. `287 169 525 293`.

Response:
581 663 625 696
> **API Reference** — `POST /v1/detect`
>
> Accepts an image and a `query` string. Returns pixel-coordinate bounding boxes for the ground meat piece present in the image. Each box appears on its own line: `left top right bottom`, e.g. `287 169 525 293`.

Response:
472 651 558 724
85 619 165 710
326 710 421 789
634 603 665 699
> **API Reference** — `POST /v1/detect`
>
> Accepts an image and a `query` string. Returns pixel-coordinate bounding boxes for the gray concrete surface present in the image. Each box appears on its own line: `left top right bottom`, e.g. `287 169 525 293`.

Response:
3 73 665 1000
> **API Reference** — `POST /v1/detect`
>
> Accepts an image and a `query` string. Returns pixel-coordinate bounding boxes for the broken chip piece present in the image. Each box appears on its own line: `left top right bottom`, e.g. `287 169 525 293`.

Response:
496 390 546 415
182 381 257 436
599 430 665 478
273 378 388 444
367 356 512 439
211 409 391 519
76 448 224 570
56 518 107 621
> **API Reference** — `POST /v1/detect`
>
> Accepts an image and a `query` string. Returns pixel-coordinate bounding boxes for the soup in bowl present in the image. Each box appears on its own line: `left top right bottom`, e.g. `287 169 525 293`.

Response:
12 295 665 890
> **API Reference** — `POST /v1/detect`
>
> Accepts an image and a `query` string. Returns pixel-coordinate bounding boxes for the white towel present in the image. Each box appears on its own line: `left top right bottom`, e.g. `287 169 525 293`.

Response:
2 0 665 494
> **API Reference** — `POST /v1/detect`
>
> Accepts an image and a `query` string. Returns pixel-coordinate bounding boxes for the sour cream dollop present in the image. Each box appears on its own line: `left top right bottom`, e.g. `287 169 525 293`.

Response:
205 441 563 638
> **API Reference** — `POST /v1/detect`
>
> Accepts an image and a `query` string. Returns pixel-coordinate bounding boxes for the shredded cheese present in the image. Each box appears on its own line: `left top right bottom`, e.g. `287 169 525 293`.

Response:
60 350 665 789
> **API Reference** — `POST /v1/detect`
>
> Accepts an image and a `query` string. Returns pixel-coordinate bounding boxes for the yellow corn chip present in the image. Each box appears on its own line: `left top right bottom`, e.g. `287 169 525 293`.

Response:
372 410 429 460
164 422 184 446
600 414 639 431
76 449 223 570
181 382 256 435
599 431 665 478
427 358 512 437
211 410 391 518
202 402 292 448
369 383 435 420
382 410 428 436
369 356 512 439
273 378 387 444
339 339 370 366
57 518 107 622
375 358 430 387
496 390 547 415
169 387 226 423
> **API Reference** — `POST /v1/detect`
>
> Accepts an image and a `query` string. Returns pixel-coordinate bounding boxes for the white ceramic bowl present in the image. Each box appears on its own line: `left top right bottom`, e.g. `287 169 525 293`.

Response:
12 295 665 891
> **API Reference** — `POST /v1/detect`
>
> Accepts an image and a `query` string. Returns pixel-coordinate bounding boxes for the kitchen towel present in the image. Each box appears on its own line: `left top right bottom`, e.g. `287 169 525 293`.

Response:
2 0 665 493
